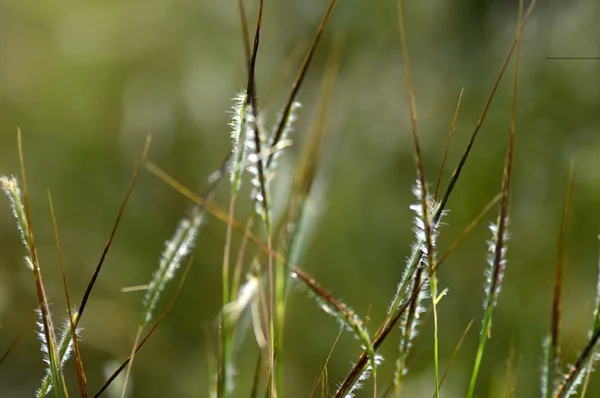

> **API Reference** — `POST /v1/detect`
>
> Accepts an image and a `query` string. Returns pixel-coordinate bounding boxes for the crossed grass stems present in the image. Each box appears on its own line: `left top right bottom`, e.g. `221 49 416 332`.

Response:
1 0 600 397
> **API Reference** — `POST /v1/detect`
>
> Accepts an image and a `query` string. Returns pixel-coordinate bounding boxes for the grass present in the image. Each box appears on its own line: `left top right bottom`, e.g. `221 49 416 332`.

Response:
2 0 600 397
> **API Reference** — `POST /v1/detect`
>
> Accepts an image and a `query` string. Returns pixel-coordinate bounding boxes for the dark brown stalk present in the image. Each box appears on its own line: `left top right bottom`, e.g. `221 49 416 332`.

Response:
266 0 338 168
433 0 537 226
77 136 151 324
246 0 269 235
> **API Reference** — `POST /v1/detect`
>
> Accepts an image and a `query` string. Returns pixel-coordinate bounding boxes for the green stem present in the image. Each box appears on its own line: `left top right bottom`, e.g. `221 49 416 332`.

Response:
431 275 440 398
467 300 493 398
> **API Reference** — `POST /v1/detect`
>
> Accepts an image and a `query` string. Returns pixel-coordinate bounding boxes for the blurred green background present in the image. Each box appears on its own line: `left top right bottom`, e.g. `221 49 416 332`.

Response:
1 0 600 396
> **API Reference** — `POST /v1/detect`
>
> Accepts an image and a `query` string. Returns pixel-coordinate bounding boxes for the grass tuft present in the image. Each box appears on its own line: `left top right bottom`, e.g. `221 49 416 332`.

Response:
6 1 600 398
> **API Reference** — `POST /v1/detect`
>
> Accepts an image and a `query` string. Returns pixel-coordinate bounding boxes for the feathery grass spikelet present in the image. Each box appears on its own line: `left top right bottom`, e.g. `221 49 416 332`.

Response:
229 90 250 195
222 273 259 326
540 335 552 397
409 180 443 268
36 308 83 397
143 210 203 325
484 219 510 310
388 180 445 318
397 269 429 364
393 180 445 393
245 101 300 221
340 353 384 398
35 307 56 369
268 101 301 170
1 176 33 270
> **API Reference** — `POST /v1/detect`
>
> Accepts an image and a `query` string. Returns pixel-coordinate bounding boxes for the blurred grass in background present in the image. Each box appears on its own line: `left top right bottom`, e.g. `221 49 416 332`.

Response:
1 0 600 396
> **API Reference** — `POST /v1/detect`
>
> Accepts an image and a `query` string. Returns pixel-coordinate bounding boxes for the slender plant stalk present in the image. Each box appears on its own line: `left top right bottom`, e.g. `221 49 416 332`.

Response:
467 3 523 395
395 1 441 392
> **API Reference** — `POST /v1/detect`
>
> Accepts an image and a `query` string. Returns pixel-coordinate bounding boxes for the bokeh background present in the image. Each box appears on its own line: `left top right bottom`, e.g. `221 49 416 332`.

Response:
1 0 600 396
